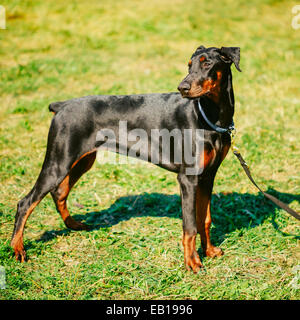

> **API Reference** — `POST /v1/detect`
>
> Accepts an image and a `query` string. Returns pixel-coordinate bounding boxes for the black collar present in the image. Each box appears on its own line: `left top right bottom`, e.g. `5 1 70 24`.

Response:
197 99 235 134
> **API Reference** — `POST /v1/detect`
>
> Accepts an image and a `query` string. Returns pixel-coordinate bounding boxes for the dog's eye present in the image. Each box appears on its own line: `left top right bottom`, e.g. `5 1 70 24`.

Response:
188 59 192 67
200 56 206 62
220 55 230 62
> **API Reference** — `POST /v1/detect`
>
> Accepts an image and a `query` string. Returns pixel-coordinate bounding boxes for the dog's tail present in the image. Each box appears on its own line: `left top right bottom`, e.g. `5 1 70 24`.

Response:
49 101 66 114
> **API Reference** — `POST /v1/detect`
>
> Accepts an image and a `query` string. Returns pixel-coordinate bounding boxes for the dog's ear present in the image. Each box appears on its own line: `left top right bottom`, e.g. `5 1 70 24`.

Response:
220 47 241 72
196 45 206 51
191 45 206 58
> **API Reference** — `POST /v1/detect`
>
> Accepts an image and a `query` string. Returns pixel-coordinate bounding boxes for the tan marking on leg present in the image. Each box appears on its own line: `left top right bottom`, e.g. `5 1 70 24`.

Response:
70 149 97 169
199 148 216 171
196 186 223 258
11 200 40 262
53 151 96 230
182 232 202 273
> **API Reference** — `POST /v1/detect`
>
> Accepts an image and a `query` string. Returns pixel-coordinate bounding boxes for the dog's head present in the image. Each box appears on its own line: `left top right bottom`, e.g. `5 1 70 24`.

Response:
178 46 241 102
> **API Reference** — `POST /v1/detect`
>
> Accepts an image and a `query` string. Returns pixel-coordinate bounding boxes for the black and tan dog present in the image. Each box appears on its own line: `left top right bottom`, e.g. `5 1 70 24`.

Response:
11 45 241 273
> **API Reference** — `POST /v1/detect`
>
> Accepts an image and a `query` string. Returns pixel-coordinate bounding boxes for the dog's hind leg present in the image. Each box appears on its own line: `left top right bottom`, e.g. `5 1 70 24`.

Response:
11 163 69 262
50 150 96 230
11 150 97 262
11 116 96 262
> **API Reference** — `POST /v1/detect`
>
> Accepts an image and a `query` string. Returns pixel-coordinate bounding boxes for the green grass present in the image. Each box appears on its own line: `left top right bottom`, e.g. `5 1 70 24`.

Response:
0 0 299 300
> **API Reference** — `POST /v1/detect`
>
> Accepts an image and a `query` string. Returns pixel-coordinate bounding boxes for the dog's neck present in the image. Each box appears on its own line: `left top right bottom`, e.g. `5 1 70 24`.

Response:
199 70 235 128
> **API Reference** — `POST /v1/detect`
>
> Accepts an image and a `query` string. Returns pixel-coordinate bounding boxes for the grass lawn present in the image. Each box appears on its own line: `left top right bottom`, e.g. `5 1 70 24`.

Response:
0 0 299 299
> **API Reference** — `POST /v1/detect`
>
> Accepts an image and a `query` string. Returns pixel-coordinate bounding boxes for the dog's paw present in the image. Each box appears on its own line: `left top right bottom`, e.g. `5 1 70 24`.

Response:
64 216 90 231
11 236 26 262
184 251 203 273
205 246 223 258
12 246 26 263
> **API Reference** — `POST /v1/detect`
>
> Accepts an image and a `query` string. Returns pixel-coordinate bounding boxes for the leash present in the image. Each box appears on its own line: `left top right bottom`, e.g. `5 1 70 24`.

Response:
197 99 300 221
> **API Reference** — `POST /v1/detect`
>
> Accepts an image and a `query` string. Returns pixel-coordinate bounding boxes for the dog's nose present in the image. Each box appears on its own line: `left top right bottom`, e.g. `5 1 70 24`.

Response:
177 82 190 95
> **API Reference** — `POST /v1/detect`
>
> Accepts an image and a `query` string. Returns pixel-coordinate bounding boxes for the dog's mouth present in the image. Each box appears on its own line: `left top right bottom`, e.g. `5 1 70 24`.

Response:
179 72 222 101
178 78 213 99
179 76 221 103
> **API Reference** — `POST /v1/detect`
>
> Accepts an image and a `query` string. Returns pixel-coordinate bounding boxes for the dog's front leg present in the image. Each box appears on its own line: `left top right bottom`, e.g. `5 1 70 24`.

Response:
177 173 202 273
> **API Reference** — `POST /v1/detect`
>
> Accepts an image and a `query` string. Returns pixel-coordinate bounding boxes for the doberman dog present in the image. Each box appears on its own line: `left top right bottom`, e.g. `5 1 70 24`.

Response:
11 45 241 273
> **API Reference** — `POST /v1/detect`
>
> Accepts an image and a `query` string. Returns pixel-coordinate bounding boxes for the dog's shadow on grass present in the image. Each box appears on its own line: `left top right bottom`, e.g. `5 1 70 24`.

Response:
38 188 300 247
